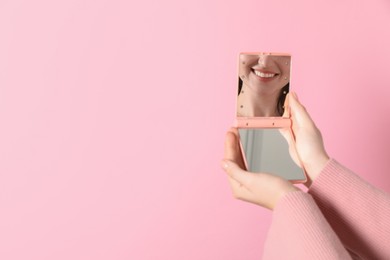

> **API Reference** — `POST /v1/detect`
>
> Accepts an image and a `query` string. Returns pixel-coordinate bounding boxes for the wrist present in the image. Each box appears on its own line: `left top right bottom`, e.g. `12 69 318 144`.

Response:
305 154 330 185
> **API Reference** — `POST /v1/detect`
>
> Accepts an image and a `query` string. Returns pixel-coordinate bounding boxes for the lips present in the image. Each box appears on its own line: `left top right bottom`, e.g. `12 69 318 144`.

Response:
252 69 279 81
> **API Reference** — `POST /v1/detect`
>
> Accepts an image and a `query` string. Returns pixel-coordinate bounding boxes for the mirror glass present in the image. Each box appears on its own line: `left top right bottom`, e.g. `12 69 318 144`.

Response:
237 53 291 117
238 129 305 180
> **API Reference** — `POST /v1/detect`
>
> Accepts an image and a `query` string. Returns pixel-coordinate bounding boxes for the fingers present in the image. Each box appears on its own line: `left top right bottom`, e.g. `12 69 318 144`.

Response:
289 92 316 129
226 175 253 201
224 128 246 169
223 128 255 200
221 159 298 209
282 93 290 117
224 129 239 161
221 159 254 189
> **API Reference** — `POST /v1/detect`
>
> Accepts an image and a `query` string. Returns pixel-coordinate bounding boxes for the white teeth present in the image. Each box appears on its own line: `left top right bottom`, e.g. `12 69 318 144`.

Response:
254 71 276 78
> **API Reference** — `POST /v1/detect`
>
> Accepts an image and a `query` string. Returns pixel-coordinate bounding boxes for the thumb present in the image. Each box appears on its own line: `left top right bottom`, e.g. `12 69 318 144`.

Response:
289 92 315 128
221 159 254 188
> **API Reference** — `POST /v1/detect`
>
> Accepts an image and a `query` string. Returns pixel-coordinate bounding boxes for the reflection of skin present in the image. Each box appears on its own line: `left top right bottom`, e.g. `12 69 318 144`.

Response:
237 54 291 117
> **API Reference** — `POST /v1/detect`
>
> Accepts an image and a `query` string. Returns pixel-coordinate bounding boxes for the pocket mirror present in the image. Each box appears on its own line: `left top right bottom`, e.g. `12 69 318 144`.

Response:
236 52 306 182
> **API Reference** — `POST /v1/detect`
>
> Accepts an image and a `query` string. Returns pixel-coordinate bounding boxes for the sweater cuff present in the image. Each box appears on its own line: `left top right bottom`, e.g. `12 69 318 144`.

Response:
263 190 351 260
308 158 380 205
308 158 390 259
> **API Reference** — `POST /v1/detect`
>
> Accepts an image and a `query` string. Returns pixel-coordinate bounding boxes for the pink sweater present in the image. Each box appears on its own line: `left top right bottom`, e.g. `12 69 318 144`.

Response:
263 159 390 260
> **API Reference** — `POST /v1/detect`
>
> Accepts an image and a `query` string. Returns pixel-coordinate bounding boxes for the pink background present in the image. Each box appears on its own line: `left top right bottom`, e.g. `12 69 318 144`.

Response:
1 0 390 259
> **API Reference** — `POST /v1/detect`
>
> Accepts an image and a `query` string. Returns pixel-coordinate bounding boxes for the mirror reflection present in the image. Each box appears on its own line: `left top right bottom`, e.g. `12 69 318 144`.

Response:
237 53 291 117
238 128 305 180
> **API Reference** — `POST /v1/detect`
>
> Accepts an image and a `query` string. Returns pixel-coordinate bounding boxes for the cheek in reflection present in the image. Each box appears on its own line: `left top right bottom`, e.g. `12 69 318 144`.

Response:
237 53 291 117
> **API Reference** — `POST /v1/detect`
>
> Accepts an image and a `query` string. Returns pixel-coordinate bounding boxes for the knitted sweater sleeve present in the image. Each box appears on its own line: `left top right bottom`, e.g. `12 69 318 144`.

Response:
263 190 352 260
308 159 390 259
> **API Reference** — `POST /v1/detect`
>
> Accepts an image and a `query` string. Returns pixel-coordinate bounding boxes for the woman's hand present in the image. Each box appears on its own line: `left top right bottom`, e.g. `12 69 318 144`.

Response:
288 92 330 186
221 92 330 209
221 128 298 210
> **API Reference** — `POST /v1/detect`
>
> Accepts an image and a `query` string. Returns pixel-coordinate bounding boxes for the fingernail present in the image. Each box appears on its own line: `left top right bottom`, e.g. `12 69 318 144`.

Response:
221 160 229 170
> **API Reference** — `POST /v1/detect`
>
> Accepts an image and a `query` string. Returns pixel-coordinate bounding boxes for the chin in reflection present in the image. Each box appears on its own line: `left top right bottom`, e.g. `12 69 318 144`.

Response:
237 54 290 117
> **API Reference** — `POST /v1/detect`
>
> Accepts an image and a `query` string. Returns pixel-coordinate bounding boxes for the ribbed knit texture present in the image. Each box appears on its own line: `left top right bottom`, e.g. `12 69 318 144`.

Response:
309 159 390 260
262 159 390 259
263 191 352 260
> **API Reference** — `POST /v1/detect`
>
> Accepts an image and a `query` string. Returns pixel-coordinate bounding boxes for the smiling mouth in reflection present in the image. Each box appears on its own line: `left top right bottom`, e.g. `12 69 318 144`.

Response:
254 71 276 78
252 69 279 81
